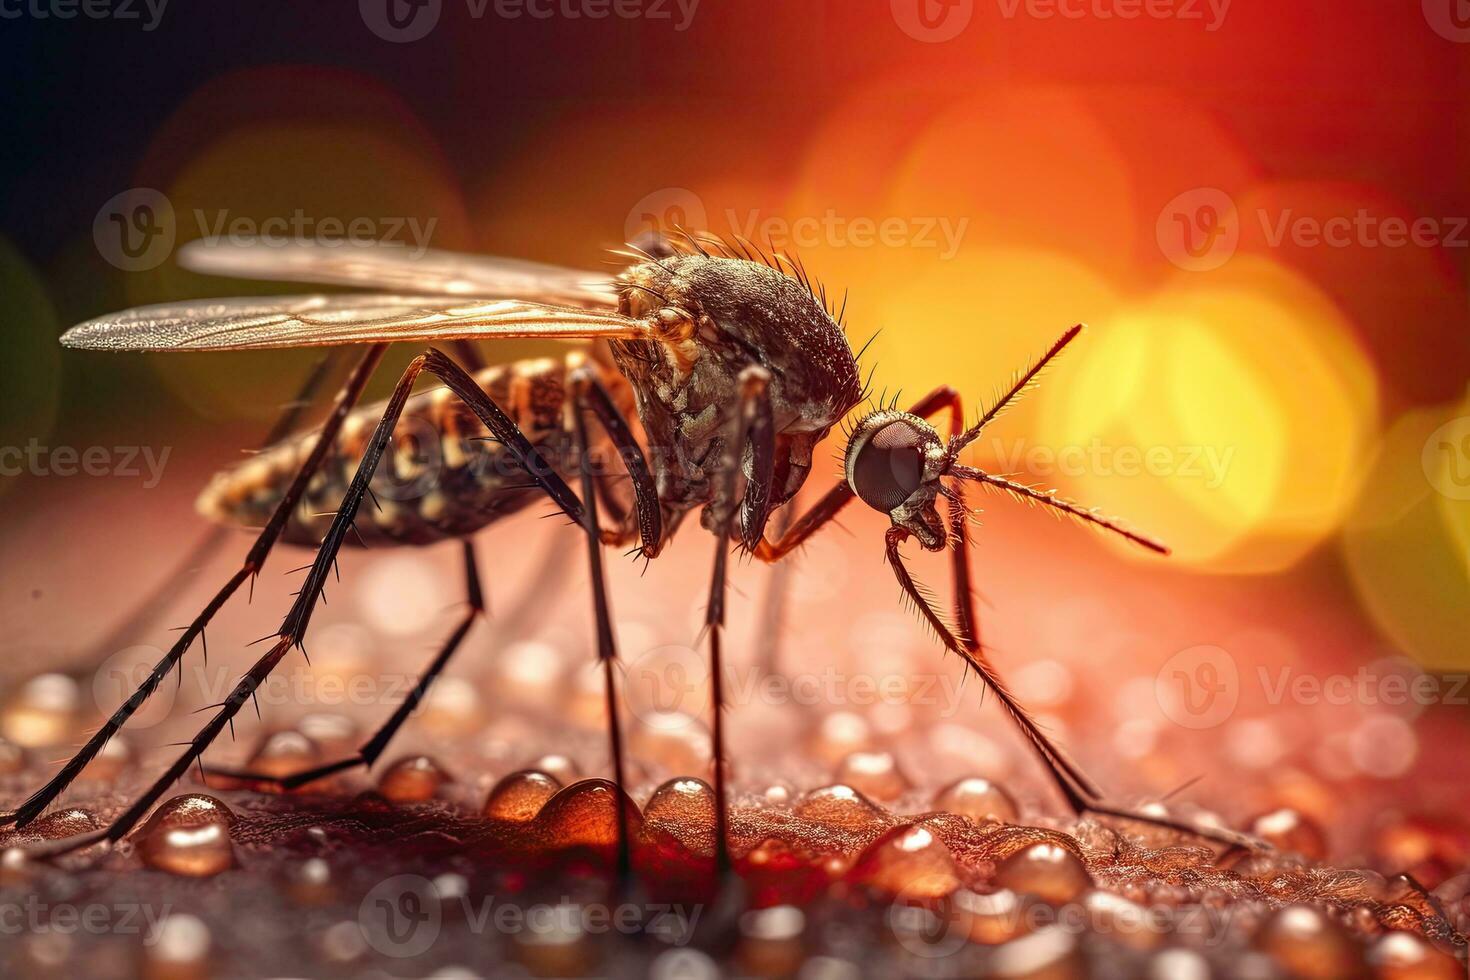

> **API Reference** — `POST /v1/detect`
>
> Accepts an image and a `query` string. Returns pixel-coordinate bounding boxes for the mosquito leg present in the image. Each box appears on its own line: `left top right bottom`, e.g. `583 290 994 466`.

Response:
203 538 486 790
25 347 591 855
0 345 386 830
66 352 342 681
569 368 634 879
703 366 774 873
885 527 1257 849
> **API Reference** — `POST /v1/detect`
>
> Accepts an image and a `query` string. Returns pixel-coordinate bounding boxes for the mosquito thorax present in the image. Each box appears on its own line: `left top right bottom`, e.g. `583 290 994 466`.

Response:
611 253 862 518
843 410 947 550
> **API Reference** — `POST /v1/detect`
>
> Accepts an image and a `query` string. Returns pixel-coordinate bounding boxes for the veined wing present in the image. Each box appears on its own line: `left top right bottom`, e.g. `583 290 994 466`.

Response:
61 294 654 352
179 239 620 308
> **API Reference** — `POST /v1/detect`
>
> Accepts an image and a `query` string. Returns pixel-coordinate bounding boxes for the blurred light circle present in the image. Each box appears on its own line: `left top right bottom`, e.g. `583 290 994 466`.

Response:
1342 394 1470 672
1036 256 1379 572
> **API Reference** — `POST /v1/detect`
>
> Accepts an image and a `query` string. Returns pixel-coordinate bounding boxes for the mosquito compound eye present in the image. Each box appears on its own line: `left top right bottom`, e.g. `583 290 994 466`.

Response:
845 416 933 512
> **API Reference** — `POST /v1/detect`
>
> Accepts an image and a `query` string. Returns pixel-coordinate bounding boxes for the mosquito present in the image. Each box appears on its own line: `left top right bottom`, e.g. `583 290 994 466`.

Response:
3 230 1254 870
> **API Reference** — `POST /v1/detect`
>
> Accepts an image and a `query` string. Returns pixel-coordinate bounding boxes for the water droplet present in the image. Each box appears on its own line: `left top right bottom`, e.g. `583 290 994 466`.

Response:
934 777 1019 824
34 807 97 839
994 843 1091 905
296 712 359 752
483 770 562 822
630 712 710 775
644 777 718 855
1254 905 1362 979
954 888 1032 945
420 677 486 738
850 824 960 897
1367 930 1463 980
138 795 236 877
834 751 910 802
737 905 805 976
144 914 211 980
1083 890 1160 951
284 856 337 905
795 784 888 832
377 755 451 803
809 712 872 765
1 674 80 748
990 924 1083 979
531 754 580 786
1249 808 1327 860
534 778 644 848
1145 949 1212 980
247 730 320 782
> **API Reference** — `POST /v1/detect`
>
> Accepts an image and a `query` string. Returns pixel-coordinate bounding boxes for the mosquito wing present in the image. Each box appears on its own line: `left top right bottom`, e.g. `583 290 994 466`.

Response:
60 294 654 352
178 238 620 308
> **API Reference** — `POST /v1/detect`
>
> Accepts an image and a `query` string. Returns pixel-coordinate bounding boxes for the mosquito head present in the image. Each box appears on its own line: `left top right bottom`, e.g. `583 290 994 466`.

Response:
843 410 949 551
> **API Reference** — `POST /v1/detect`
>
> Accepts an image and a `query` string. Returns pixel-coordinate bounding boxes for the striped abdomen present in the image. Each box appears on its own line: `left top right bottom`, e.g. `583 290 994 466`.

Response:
197 353 602 547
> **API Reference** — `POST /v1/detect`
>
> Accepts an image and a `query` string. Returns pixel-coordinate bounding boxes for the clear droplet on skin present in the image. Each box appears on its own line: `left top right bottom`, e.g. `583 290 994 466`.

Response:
510 902 591 978
1367 930 1464 980
1249 807 1327 860
377 755 451 803
1083 890 1160 951
419 677 486 738
808 712 872 765
247 730 321 781
736 906 805 978
144 914 211 980
534 778 644 848
849 824 960 897
296 713 359 752
84 736 133 780
1254 905 1363 980
795 785 888 832
934 777 1019 824
284 856 337 905
1 673 80 748
1145 949 1213 980
483 770 562 822
531 754 580 787
954 888 1032 945
644 777 718 854
138 795 237 878
630 712 711 776
33 807 97 840
834 751 911 802
989 924 1084 979
0 848 32 886
993 843 1092 905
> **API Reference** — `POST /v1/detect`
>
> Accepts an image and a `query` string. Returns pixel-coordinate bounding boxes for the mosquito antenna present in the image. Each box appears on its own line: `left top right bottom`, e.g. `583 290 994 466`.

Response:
948 324 1083 459
949 467 1169 555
